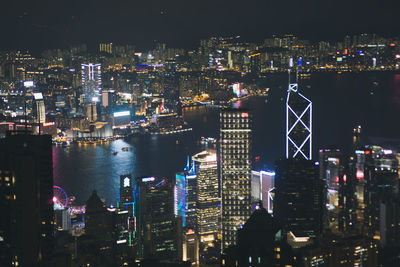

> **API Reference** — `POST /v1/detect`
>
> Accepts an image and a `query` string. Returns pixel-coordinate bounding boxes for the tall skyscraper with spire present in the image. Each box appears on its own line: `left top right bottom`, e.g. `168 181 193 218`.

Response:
274 64 322 241
286 68 312 160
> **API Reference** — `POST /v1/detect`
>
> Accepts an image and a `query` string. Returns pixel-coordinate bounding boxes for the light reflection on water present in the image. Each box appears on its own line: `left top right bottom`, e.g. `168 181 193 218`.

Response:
53 139 137 205
53 72 400 205
52 106 219 205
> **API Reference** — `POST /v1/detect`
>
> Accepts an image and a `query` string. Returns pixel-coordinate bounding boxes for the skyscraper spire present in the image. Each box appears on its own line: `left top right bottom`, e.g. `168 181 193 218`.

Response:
184 155 190 171
189 159 196 174
286 64 312 160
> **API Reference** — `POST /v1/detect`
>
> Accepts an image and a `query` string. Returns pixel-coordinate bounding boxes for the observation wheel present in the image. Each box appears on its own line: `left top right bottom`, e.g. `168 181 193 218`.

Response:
53 185 68 209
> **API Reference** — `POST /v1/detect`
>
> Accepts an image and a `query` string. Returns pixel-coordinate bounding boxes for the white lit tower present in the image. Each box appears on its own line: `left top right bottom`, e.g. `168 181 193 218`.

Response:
286 59 312 160
220 108 252 250
81 63 102 103
274 63 322 240
33 92 46 124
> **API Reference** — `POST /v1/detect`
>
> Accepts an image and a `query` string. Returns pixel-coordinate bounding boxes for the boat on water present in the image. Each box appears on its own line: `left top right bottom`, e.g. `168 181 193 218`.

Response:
113 151 118 155
122 147 132 151
299 73 311 79
61 141 70 147
200 137 217 145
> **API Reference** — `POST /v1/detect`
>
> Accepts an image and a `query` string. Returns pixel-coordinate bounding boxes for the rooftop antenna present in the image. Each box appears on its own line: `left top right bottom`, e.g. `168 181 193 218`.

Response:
24 95 28 134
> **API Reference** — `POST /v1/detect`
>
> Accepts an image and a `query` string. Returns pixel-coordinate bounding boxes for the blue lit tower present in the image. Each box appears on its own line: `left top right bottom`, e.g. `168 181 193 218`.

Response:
286 67 312 160
175 156 197 228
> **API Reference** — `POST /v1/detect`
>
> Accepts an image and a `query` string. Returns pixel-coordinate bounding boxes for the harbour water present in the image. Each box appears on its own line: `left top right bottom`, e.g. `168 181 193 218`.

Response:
53 72 400 205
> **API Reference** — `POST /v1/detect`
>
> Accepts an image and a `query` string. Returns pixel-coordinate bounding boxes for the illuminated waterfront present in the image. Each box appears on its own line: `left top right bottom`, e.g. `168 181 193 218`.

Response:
53 72 400 205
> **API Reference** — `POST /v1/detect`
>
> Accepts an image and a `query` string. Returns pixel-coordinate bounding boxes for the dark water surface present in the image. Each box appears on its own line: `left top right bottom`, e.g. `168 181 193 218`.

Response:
53 72 400 205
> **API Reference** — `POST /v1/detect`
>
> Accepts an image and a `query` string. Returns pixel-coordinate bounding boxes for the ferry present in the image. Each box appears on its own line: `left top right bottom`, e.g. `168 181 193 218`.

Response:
299 73 311 79
200 137 217 144
128 113 193 137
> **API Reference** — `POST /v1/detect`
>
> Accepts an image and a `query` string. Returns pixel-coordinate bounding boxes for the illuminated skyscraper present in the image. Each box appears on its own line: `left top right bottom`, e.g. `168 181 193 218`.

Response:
249 52 261 74
251 170 275 214
192 150 220 247
279 70 320 238
227 51 233 69
286 70 312 160
352 125 363 150
36 101 46 123
0 133 54 266
81 63 101 103
318 148 343 232
135 177 183 260
102 90 110 107
363 146 399 244
33 92 46 124
220 108 252 250
183 229 199 264
85 103 97 122
119 174 135 247
54 207 71 231
99 43 113 54
176 158 197 228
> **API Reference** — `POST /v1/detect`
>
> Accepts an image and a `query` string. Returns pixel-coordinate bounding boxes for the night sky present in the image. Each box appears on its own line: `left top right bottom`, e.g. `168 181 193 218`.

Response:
1 0 399 53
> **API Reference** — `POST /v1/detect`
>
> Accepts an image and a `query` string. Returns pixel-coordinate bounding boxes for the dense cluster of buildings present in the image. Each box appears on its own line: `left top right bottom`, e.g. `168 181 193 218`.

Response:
1 34 400 140
1 34 400 267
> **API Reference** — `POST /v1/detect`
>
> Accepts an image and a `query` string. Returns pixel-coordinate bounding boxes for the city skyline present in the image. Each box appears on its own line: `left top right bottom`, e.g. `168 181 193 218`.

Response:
1 0 399 52
2 32 400 55
1 2 400 265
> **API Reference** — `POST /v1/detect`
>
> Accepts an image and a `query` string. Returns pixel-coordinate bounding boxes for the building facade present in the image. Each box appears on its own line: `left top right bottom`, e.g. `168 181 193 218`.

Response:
274 158 323 239
0 133 54 266
251 170 275 213
193 149 220 247
363 146 399 243
175 159 197 229
119 174 135 247
220 108 252 250
135 177 183 260
81 63 101 103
